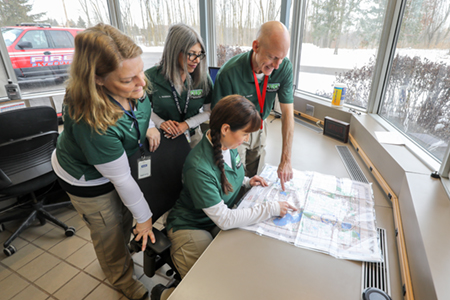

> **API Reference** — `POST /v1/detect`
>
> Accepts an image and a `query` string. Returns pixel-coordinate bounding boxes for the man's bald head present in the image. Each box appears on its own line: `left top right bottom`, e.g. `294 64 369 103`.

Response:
255 21 290 52
251 21 290 75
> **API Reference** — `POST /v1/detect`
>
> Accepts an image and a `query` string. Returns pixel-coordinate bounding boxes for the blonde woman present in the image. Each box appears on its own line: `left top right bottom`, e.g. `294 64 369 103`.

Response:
51 24 158 300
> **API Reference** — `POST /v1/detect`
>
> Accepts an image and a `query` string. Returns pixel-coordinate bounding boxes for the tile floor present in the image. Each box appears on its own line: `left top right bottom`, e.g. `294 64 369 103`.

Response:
0 206 172 300
0 115 286 300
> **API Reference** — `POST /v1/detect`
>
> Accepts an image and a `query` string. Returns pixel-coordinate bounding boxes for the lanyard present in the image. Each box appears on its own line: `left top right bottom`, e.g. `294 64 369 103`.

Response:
110 96 145 157
169 80 190 120
250 59 268 129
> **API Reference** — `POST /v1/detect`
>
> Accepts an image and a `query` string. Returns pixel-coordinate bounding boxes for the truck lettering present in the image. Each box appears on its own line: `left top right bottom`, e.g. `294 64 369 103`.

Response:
30 55 73 67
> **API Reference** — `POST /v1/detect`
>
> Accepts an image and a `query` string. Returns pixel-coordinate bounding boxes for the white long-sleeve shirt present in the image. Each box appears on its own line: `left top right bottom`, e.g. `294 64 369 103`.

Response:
201 147 280 230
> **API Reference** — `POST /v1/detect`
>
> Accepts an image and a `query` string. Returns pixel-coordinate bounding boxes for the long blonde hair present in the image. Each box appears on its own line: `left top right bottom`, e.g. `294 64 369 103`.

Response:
65 23 149 133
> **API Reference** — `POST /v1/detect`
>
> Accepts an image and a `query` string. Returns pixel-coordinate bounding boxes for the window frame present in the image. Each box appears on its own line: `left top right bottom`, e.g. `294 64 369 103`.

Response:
0 0 448 177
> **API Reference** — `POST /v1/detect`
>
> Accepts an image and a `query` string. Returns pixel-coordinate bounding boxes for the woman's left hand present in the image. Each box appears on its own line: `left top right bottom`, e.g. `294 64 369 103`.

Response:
172 121 189 138
133 217 156 252
249 175 268 187
146 127 160 152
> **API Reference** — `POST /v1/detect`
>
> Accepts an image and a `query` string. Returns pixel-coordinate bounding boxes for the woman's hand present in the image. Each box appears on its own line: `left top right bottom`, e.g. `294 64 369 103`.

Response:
278 202 297 217
160 120 179 137
249 175 268 187
146 127 160 152
133 218 156 252
172 121 189 138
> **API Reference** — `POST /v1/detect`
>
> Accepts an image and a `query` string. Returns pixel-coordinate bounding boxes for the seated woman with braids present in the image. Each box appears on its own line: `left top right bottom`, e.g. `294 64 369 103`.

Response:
151 94 297 299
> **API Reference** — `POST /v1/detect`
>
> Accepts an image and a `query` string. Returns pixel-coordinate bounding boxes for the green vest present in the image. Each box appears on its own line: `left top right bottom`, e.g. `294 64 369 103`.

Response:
56 95 152 181
145 66 213 123
166 134 245 232
211 50 293 120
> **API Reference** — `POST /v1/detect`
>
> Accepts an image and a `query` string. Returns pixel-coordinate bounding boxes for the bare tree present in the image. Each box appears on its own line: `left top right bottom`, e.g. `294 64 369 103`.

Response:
78 0 92 27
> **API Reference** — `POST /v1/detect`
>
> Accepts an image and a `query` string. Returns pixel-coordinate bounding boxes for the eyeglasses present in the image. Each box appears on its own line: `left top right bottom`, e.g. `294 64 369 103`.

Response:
187 52 206 62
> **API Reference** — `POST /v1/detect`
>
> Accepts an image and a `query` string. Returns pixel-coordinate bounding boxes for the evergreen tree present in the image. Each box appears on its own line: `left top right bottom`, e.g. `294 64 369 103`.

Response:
0 0 46 27
356 0 387 48
76 16 87 28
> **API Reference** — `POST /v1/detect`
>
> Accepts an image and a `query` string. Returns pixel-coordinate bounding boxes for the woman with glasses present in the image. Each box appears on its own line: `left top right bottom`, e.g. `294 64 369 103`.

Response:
144 23 212 149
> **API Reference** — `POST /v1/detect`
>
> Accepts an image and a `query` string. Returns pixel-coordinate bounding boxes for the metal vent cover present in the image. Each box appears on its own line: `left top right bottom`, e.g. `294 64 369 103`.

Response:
362 228 391 295
335 146 390 294
336 145 369 183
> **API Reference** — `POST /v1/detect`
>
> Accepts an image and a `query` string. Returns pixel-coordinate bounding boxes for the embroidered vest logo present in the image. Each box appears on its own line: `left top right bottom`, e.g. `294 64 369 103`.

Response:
235 153 242 168
267 83 280 92
190 89 203 99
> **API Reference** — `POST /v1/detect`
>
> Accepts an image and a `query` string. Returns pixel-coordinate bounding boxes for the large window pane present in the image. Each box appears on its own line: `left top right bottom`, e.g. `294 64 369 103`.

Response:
215 0 283 66
380 0 450 161
297 0 387 109
0 0 109 95
120 0 200 71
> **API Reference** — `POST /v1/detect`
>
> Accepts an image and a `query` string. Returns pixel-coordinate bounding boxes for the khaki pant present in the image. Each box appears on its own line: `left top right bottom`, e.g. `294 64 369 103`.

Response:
237 120 268 177
68 190 136 291
160 227 220 300
167 227 220 278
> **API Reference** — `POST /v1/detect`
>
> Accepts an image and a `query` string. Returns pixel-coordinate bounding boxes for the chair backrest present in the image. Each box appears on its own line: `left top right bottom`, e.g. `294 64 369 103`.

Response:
208 67 220 84
0 106 58 190
129 132 191 222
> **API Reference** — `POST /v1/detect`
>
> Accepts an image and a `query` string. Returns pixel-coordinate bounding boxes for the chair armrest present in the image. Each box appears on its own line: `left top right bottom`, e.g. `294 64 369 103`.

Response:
147 228 172 255
129 227 172 255
0 168 12 189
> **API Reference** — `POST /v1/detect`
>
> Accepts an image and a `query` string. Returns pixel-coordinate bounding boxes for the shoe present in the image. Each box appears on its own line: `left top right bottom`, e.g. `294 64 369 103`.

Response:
150 284 167 300
122 280 149 300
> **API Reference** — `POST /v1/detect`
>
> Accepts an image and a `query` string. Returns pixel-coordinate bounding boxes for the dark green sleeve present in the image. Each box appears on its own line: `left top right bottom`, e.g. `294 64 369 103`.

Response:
277 59 294 104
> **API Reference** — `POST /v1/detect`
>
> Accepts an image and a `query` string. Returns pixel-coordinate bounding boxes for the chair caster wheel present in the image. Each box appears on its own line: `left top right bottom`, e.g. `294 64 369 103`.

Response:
4 245 17 256
65 226 76 237
0 223 5 232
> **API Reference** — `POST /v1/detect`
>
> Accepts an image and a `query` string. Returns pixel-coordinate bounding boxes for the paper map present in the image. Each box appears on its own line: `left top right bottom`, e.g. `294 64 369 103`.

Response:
238 165 382 262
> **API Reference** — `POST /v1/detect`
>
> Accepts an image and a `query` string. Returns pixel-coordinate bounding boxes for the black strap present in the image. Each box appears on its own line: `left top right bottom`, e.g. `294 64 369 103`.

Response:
169 80 190 120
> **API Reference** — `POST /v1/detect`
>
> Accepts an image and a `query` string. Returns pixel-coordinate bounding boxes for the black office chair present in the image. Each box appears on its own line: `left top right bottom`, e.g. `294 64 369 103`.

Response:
208 66 220 84
128 131 191 285
0 106 75 256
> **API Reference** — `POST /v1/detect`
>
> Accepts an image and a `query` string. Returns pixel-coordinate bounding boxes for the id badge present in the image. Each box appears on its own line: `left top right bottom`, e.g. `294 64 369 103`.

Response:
137 156 151 179
184 130 191 143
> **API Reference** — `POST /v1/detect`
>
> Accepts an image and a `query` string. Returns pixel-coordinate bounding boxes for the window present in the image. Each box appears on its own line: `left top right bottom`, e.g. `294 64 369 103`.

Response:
215 0 283 66
19 30 49 49
297 0 388 109
0 0 108 94
48 31 74 48
119 0 200 71
1 28 23 46
380 0 450 162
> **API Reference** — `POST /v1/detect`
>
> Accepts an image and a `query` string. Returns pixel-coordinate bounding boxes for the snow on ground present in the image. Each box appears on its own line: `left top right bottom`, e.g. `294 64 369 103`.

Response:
139 43 450 96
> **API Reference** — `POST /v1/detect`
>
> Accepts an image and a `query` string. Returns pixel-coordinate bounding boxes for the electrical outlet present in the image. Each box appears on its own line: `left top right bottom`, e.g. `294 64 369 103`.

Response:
306 104 314 117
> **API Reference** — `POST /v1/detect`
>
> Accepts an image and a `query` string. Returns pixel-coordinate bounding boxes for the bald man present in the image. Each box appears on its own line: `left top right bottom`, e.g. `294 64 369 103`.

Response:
211 21 294 190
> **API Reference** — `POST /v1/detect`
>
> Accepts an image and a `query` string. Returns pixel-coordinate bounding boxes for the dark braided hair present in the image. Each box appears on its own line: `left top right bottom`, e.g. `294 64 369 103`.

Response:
209 95 261 194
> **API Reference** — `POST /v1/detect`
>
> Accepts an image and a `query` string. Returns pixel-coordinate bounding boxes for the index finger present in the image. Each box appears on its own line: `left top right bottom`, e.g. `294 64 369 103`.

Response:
141 234 148 252
260 177 268 187
149 230 156 244
280 177 286 191
288 203 298 211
